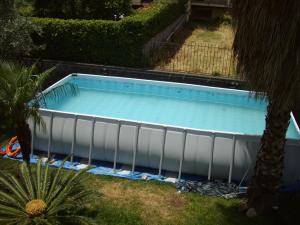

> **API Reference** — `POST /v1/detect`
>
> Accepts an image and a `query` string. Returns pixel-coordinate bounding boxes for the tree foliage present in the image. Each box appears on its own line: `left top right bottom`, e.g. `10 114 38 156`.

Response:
232 0 300 108
232 0 300 214
0 0 38 59
34 0 133 20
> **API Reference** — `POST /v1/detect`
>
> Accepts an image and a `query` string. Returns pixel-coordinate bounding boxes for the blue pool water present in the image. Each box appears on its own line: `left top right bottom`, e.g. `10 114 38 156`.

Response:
43 75 300 139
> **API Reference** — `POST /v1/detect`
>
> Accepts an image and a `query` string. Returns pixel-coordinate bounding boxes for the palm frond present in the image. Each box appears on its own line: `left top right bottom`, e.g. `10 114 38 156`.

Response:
0 75 12 100
0 173 29 205
36 159 42 199
47 168 91 215
0 217 26 225
232 0 300 107
0 191 24 209
49 215 98 225
20 162 36 200
41 161 51 200
45 158 70 204
32 217 55 225
40 82 79 107
27 106 46 132
0 158 97 223
35 66 56 91
46 171 76 211
0 204 27 217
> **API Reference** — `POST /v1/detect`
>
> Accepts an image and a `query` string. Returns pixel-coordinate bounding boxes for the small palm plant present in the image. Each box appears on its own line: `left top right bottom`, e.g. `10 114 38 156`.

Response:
0 61 78 162
0 159 97 224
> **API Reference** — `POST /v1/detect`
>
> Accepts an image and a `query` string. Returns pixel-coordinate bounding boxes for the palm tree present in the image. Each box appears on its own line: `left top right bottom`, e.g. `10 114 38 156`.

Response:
0 61 77 163
0 159 97 224
232 0 300 214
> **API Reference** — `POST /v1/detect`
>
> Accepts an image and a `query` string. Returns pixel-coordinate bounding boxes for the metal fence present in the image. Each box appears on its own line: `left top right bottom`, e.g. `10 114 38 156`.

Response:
146 41 236 78
191 0 232 8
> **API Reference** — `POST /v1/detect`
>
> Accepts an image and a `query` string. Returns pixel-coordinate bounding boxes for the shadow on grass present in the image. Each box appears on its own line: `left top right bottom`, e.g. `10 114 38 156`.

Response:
213 193 300 225
213 201 271 225
147 21 195 68
274 193 300 225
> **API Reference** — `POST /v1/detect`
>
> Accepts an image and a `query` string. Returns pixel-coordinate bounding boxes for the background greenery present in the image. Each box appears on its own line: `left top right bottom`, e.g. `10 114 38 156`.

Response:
31 0 186 67
0 0 37 59
34 0 133 20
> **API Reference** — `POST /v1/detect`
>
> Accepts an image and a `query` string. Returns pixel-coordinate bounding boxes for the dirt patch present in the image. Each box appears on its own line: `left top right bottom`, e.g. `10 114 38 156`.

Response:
97 179 187 224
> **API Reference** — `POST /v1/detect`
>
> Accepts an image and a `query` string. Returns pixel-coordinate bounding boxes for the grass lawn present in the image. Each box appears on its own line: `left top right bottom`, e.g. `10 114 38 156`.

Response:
151 20 237 78
0 157 299 225
172 20 233 47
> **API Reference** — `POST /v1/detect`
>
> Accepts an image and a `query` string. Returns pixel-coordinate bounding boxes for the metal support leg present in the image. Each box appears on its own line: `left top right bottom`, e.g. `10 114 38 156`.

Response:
132 124 140 173
31 121 36 157
113 121 121 171
158 127 167 176
47 113 54 159
228 135 236 183
71 115 78 162
178 130 187 180
88 118 96 166
208 133 215 181
227 0 231 7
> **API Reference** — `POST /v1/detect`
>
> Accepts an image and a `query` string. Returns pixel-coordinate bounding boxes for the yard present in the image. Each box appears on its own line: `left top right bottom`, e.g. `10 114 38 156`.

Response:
151 19 237 78
1 1 300 224
172 19 233 46
0 155 298 225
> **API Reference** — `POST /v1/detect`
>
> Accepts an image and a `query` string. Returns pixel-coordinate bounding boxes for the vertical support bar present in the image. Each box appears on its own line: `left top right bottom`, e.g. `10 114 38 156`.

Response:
88 118 96 166
113 121 121 171
228 135 236 183
70 115 78 162
178 130 187 180
158 127 167 176
227 0 231 7
31 121 36 157
208 133 215 181
47 113 54 159
132 124 140 173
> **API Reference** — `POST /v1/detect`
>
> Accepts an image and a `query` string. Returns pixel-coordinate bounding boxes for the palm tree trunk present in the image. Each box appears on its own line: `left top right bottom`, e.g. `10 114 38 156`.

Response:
16 123 32 163
247 100 292 213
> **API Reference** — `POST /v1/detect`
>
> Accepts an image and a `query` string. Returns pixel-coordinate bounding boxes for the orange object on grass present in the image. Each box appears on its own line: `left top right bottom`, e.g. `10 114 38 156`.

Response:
6 136 21 157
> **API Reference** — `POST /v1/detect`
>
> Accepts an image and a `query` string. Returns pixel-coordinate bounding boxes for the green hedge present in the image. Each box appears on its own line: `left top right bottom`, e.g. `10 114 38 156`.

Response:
31 0 186 67
34 0 133 20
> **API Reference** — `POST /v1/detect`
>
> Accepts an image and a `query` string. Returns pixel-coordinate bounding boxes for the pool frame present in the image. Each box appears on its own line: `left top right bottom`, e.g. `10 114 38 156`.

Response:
30 74 300 184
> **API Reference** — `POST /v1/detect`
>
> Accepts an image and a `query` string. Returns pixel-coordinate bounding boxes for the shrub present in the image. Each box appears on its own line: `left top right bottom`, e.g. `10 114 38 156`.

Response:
31 0 186 67
34 0 133 20
0 159 96 224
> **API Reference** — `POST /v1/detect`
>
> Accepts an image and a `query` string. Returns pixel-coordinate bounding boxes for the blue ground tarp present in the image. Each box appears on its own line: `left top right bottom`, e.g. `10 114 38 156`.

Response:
1 146 171 182
2 146 299 196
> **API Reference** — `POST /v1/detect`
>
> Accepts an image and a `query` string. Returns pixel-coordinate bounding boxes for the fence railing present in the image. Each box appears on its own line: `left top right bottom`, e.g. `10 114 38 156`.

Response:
191 0 232 8
145 41 237 78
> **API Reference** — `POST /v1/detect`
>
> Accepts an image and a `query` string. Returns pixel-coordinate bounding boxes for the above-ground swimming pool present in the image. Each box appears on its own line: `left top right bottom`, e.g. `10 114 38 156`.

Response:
30 74 300 184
